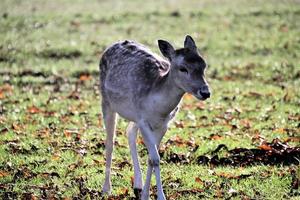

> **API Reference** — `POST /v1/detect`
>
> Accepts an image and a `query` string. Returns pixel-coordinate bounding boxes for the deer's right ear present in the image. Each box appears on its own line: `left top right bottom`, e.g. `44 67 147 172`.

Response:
158 40 175 60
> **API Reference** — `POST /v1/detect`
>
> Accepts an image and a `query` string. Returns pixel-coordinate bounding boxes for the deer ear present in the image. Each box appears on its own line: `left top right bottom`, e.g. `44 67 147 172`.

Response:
158 40 175 60
184 35 197 52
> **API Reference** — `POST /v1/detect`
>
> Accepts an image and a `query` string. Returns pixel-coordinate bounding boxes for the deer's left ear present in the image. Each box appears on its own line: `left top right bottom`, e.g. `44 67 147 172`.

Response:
184 35 197 52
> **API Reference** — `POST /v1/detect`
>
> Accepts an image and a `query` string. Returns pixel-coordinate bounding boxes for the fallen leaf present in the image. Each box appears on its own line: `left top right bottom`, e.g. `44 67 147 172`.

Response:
0 84 13 99
279 25 289 32
27 106 42 114
64 129 78 138
248 91 262 98
274 128 285 134
0 171 9 177
52 153 60 161
195 101 205 110
79 74 91 81
0 91 5 99
210 134 223 140
240 119 251 129
174 121 185 128
258 143 272 151
195 177 204 184
284 137 300 143
12 123 24 132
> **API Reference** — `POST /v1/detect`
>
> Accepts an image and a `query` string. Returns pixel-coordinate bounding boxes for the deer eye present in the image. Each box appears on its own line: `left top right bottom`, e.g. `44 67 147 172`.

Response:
179 67 188 74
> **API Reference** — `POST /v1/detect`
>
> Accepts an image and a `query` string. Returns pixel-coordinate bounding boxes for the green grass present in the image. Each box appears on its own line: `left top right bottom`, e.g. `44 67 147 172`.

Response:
0 0 299 199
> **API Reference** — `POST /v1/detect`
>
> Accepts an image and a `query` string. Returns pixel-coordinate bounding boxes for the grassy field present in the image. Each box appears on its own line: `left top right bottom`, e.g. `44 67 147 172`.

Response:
0 0 300 199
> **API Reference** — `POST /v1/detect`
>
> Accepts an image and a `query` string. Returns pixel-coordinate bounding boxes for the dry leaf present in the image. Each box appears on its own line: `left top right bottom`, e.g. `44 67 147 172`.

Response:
27 106 42 114
258 144 272 151
174 121 184 128
240 119 251 128
274 128 285 134
210 134 223 140
0 170 9 177
284 137 300 143
64 129 78 138
52 153 60 161
195 177 204 184
79 74 91 81
195 101 205 110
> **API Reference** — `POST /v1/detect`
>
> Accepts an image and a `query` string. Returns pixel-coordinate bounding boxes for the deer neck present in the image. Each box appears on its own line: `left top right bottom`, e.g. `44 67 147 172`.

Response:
150 72 185 116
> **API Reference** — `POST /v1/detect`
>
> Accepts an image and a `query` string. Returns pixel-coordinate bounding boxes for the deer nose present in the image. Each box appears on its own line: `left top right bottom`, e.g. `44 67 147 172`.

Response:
200 90 210 99
198 85 210 99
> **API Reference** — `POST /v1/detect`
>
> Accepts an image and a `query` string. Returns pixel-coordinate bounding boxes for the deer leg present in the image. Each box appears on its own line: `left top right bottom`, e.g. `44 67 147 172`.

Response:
102 104 117 194
138 120 166 200
127 122 143 192
142 158 153 200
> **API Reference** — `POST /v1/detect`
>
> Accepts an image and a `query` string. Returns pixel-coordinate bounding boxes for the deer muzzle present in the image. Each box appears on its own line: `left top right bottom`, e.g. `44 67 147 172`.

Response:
196 85 210 100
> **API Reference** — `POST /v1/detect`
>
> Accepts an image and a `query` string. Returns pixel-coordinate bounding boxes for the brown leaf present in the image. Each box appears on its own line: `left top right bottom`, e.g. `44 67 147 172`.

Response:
130 176 134 187
279 25 289 32
195 101 206 110
274 128 285 134
284 137 300 143
12 123 24 132
0 170 9 177
137 137 145 145
0 84 13 99
27 106 42 114
174 121 185 128
216 172 233 178
92 159 104 166
288 114 300 121
168 135 185 146
258 144 272 151
248 91 262 98
67 91 80 100
64 129 78 138
251 133 265 143
120 187 129 196
240 119 251 129
70 20 81 28
79 74 91 81
210 134 223 140
51 153 60 161
37 128 50 138
0 91 5 99
22 193 38 200
195 177 204 184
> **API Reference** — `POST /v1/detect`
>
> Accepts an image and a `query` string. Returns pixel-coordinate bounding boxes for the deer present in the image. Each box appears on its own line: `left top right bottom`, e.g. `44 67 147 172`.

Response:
99 35 210 200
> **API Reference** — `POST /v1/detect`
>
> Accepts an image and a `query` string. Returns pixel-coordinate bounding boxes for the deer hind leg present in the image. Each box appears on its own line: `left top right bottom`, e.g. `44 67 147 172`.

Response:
127 122 143 195
102 103 118 194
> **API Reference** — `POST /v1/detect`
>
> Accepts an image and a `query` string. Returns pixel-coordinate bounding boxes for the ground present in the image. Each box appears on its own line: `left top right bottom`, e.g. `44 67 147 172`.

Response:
0 0 299 199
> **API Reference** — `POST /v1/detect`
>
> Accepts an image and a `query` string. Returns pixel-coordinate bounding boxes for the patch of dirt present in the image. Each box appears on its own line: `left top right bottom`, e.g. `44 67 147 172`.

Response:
196 139 300 166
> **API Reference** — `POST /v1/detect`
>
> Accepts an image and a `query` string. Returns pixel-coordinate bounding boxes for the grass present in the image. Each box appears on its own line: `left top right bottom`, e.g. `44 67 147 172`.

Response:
0 0 299 199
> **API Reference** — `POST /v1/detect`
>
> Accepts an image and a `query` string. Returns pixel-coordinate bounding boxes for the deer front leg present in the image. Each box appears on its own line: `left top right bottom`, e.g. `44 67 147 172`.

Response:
127 122 143 195
138 120 166 200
